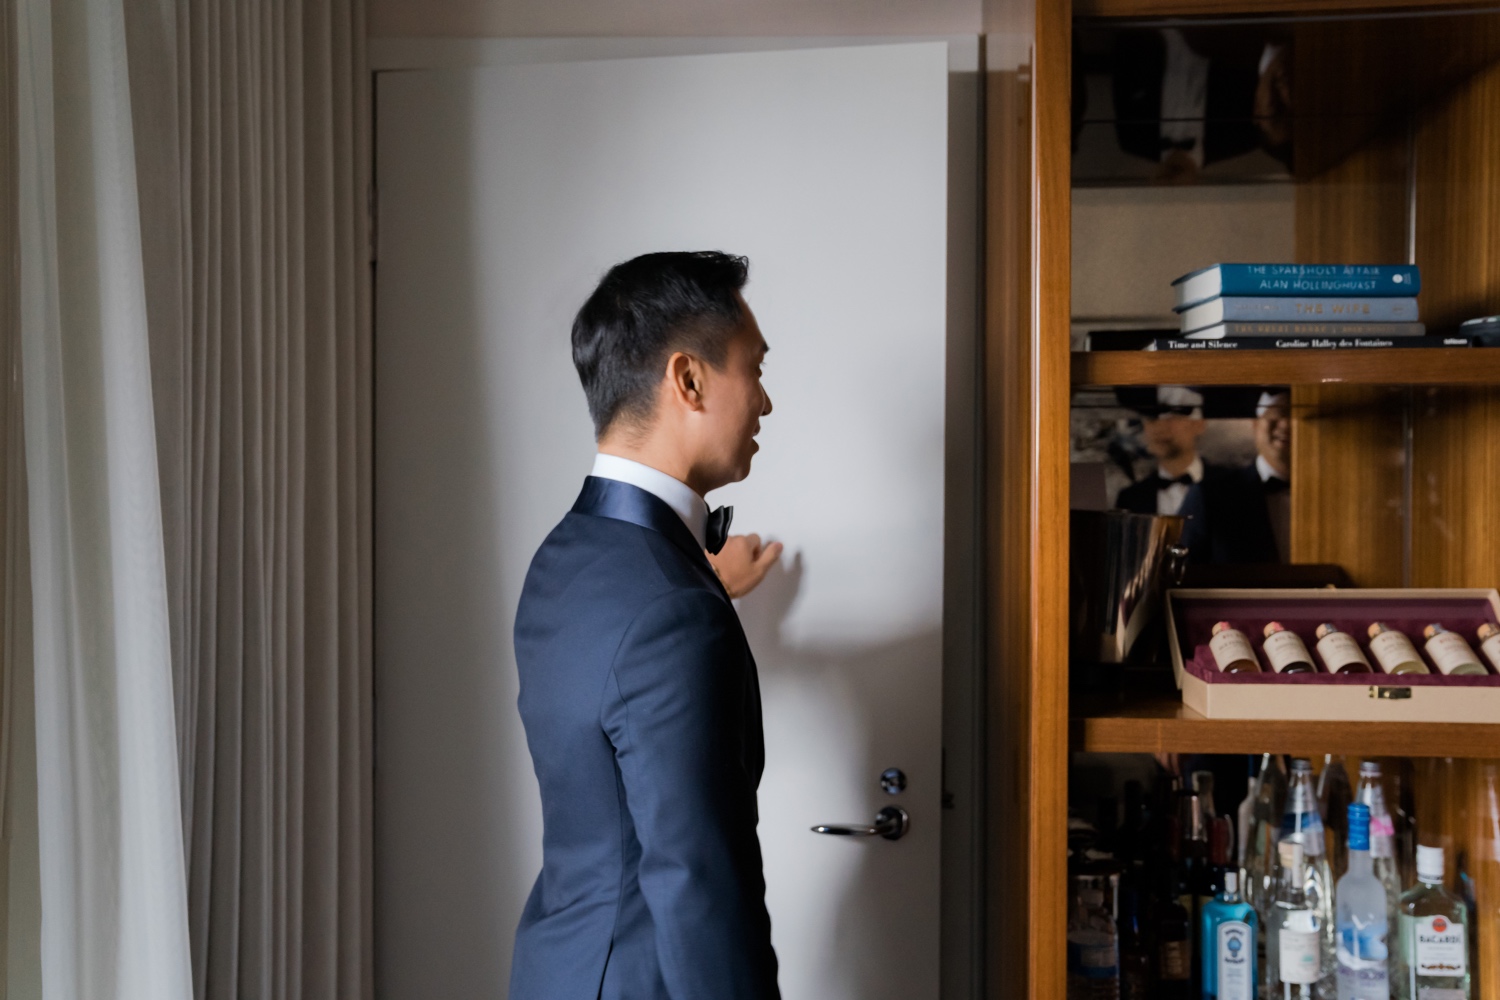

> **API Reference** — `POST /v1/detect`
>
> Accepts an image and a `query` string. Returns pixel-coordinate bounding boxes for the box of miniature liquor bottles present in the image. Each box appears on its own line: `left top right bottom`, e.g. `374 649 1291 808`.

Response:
1164 588 1500 721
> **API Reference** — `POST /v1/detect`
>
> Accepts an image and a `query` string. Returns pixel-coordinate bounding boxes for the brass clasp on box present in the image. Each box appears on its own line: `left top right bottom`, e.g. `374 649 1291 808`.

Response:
1368 686 1413 700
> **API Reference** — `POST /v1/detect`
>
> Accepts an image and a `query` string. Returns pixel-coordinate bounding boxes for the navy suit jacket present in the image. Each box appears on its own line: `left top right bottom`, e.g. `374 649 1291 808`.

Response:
510 476 780 1000
1178 461 1282 565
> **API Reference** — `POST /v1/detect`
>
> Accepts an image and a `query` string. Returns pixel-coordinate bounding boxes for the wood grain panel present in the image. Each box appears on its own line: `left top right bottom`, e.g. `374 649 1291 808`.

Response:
1291 128 1408 584
1076 0 1496 17
984 62 1036 1000
1071 348 1500 386
983 0 1071 994
1073 694 1500 757
1034 0 1073 994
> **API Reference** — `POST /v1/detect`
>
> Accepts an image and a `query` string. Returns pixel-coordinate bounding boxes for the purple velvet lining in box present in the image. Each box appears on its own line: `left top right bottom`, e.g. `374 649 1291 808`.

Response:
1173 594 1500 686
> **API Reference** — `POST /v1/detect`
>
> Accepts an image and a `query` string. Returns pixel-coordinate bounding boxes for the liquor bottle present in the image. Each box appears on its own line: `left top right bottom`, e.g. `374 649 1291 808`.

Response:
1268 840 1324 1000
1394 846 1470 1000
1390 760 1418 891
1476 622 1500 673
1069 884 1122 1000
1151 856 1193 1000
1264 622 1317 674
1199 816 1234 914
1320 757 1353 878
1336 804 1390 1000
1180 792 1210 989
1237 756 1259 869
1420 625 1486 676
1282 758 1337 999
1366 624 1428 675
1202 871 1257 1000
1117 880 1153 1000
1315 624 1374 674
1247 754 1289 976
1353 762 1401 928
1210 621 1262 673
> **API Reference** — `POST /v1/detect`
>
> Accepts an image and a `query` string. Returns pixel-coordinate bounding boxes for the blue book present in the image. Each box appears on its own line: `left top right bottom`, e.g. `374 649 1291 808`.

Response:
1179 296 1419 332
1172 264 1421 310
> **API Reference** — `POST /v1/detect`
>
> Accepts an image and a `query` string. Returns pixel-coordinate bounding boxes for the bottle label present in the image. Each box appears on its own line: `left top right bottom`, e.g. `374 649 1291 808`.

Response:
1159 939 1190 980
1370 629 1423 674
1316 631 1370 672
1337 917 1390 999
1210 629 1259 672
1216 920 1254 1000
1425 631 1481 676
1481 632 1500 671
1278 921 1321 984
1413 915 1466 976
1263 630 1313 673
1068 929 1119 978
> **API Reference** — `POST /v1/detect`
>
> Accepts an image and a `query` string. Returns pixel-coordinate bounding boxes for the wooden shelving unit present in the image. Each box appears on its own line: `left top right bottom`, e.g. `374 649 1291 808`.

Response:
1072 347 1500 387
1073 693 1500 757
984 1 1500 997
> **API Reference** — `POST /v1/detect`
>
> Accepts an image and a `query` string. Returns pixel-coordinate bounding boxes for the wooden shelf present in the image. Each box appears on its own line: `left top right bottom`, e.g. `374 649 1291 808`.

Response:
1071 348 1500 387
1073 692 1500 757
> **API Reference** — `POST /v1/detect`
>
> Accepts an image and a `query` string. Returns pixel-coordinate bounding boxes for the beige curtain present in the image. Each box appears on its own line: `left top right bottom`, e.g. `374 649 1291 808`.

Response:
131 2 374 999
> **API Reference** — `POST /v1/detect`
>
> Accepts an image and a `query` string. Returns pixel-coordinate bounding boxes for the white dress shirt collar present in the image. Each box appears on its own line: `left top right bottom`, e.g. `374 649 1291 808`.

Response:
1255 454 1287 485
590 453 709 549
1163 456 1204 484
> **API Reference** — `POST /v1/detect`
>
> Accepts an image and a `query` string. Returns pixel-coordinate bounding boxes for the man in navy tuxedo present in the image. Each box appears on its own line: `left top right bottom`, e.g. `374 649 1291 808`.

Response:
510 251 782 999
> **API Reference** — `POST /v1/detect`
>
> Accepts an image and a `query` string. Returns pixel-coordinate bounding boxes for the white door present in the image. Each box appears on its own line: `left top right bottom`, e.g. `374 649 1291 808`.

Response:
375 43 951 1000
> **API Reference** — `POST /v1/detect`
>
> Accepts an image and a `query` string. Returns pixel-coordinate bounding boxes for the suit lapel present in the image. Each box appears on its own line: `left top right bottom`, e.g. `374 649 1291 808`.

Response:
572 477 732 602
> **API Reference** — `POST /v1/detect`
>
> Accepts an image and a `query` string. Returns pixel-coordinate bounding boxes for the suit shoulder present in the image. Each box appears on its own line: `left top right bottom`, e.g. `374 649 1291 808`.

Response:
523 511 720 607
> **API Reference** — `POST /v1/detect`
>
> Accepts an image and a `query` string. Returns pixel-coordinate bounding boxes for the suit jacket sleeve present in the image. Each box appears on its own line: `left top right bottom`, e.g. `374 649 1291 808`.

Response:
1179 481 1210 564
603 588 779 1000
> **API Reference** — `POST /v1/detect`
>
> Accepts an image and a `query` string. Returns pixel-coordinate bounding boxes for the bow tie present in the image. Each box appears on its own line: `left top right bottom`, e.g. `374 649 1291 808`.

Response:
1262 476 1290 494
705 505 734 555
1156 473 1195 489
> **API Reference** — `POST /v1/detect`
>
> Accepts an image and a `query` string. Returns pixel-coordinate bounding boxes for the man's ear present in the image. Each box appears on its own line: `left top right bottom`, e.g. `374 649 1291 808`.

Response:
666 351 706 412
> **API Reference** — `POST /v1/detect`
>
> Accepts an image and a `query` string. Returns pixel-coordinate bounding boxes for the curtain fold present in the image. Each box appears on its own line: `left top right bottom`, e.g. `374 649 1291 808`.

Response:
147 2 373 998
14 0 196 994
1 0 371 996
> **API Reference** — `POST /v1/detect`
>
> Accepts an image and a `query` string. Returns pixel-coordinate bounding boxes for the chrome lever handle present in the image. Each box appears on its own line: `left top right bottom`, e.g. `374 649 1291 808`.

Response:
811 805 909 841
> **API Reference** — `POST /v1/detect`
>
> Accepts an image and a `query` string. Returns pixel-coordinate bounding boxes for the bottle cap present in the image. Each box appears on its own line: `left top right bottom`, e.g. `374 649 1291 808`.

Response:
1212 620 1237 637
1291 757 1313 773
1315 622 1341 640
1368 621 1389 639
1359 760 1381 777
1264 621 1287 638
1223 871 1238 894
1417 844 1445 882
1278 839 1304 869
1424 624 1446 640
1481 622 1499 641
1347 802 1371 851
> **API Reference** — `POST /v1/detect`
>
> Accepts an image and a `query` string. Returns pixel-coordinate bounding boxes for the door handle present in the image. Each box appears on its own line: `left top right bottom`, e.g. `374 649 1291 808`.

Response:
811 805 909 841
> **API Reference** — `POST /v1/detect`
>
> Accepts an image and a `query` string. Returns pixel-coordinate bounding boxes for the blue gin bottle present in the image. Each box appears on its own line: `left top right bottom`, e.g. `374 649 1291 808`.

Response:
1202 870 1258 1000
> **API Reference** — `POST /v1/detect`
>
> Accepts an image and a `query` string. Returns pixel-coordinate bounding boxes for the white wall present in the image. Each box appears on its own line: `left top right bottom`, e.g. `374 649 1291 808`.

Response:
369 0 983 38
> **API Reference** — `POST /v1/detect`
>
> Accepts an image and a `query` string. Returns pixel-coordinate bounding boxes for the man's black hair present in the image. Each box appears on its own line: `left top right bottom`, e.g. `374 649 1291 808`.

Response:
572 251 749 437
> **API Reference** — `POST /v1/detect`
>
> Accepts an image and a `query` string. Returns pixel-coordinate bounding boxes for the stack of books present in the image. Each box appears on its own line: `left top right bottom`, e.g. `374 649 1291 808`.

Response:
1160 263 1446 351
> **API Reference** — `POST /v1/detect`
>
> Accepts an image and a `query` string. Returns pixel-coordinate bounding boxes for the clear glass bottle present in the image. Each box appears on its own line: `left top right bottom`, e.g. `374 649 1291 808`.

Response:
1202 871 1257 1000
1211 621 1263 673
1247 754 1289 977
1353 762 1401 929
1281 758 1337 999
1069 885 1122 1000
1320 756 1354 879
1476 622 1500 673
1336 804 1391 1000
1366 623 1428 676
1421 624 1486 677
1315 624 1373 674
1237 756 1259 869
1394 846 1469 1000
1265 622 1317 674
1268 840 1323 1000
